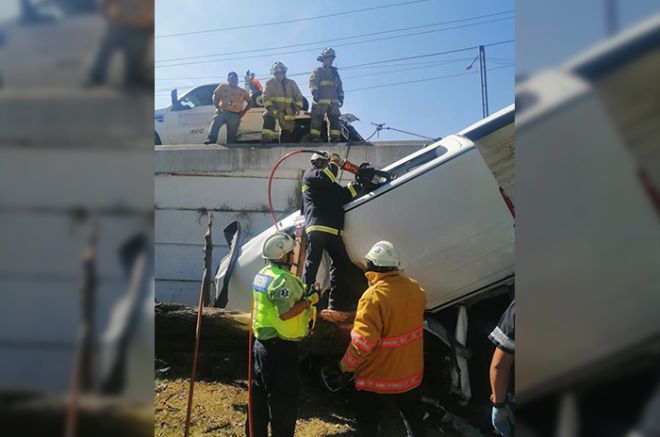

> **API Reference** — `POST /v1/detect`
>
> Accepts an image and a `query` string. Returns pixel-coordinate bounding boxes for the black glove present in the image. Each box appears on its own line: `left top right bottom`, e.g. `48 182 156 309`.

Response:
312 91 320 103
338 96 344 107
356 162 376 184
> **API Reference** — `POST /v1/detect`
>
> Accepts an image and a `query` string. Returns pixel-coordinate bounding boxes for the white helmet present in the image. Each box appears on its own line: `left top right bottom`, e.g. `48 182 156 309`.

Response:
365 241 401 267
262 233 295 260
271 61 287 75
310 152 328 163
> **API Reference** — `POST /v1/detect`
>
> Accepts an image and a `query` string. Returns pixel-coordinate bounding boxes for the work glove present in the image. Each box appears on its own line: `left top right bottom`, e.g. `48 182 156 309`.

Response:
491 403 514 437
338 96 344 107
312 91 320 103
304 284 322 306
356 162 376 184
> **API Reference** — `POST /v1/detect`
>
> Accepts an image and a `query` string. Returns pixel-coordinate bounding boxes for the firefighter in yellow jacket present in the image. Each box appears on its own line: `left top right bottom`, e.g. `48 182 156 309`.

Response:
247 233 320 437
339 241 427 437
262 62 305 144
308 48 344 142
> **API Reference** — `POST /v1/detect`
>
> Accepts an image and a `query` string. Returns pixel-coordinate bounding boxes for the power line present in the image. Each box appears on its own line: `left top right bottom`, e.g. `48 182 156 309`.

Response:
155 0 429 39
154 65 514 96
346 65 512 92
154 58 476 93
155 16 514 69
155 57 483 81
155 10 514 63
154 40 514 89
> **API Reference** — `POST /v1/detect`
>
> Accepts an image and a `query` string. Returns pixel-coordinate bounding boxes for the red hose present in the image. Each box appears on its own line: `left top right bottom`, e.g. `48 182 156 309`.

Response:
267 149 323 230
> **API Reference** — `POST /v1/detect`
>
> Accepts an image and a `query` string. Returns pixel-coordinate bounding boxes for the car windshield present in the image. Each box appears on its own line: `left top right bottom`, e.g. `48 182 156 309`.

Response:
178 84 217 109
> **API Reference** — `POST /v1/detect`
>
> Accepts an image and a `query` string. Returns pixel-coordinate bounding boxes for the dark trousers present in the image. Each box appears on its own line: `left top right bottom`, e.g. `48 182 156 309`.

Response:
246 338 299 437
206 109 241 144
354 387 427 437
301 231 366 311
88 23 150 87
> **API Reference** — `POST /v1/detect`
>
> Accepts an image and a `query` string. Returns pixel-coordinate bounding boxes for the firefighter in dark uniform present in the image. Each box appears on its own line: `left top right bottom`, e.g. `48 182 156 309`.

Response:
488 299 515 436
300 152 367 311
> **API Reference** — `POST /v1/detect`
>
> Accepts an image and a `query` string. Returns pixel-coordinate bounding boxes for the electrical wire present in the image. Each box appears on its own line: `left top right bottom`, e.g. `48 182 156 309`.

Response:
156 16 514 68
346 64 512 92
156 10 514 63
156 0 429 39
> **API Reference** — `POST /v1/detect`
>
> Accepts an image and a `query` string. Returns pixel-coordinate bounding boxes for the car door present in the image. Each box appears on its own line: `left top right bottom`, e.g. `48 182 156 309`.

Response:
170 84 218 144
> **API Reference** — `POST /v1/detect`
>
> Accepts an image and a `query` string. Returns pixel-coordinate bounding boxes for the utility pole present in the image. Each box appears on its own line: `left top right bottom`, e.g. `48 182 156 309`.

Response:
604 0 619 36
466 46 490 119
478 45 489 118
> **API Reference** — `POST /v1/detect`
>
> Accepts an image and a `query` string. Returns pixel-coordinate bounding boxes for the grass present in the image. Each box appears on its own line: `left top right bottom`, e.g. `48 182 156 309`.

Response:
154 375 464 437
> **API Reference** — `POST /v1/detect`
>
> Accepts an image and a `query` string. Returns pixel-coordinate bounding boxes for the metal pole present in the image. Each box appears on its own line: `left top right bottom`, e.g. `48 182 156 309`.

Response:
479 45 489 118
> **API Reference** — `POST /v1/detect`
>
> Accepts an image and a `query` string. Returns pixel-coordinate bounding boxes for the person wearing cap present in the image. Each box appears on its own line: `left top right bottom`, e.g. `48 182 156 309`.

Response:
308 48 344 142
488 300 515 436
339 241 427 437
204 71 252 145
301 152 365 311
261 62 304 144
246 232 320 437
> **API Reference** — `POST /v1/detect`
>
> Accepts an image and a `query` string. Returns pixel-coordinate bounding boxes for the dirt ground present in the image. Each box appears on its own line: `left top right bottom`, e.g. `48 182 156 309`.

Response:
155 375 477 437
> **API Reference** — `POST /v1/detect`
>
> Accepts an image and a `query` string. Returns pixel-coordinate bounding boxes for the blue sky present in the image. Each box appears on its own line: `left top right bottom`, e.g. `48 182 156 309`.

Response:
155 0 516 140
517 0 660 74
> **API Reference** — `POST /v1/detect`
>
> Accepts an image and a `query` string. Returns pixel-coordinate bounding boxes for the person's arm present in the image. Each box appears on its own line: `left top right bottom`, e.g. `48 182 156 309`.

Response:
240 90 253 118
490 347 514 404
309 69 320 102
292 81 304 112
212 85 222 109
340 291 382 372
280 299 311 321
262 81 275 114
335 69 344 106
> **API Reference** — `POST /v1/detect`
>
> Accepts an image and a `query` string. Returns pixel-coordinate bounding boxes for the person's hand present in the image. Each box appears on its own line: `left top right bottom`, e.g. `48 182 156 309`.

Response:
491 403 514 436
312 91 320 103
338 96 344 107
356 163 376 183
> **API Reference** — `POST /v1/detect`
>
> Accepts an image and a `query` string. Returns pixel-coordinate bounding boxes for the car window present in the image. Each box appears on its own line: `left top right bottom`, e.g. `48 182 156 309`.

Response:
178 84 217 109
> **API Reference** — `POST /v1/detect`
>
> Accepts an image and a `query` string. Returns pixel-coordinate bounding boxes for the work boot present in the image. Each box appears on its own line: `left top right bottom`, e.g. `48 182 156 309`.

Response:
203 138 215 145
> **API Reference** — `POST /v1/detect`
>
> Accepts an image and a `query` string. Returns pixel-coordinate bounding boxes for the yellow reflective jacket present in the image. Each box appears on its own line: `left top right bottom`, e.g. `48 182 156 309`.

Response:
262 78 304 121
340 270 426 393
309 66 343 105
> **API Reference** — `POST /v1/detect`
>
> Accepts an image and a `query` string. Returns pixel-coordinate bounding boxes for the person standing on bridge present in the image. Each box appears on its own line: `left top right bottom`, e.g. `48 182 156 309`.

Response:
261 62 304 144
308 48 344 142
204 71 252 145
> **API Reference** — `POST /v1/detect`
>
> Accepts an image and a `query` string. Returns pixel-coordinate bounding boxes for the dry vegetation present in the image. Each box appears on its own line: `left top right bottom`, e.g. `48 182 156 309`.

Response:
155 376 462 437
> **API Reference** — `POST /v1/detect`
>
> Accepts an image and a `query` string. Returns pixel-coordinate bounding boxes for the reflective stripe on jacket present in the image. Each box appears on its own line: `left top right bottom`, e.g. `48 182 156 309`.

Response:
252 263 310 341
300 166 360 232
340 270 426 393
262 78 304 120
309 66 343 103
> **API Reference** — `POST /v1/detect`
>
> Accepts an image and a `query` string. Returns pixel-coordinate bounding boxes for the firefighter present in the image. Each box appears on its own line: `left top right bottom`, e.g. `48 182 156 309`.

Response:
246 232 320 437
488 300 515 436
204 71 252 145
308 48 344 142
339 241 427 437
301 152 366 311
261 62 304 144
